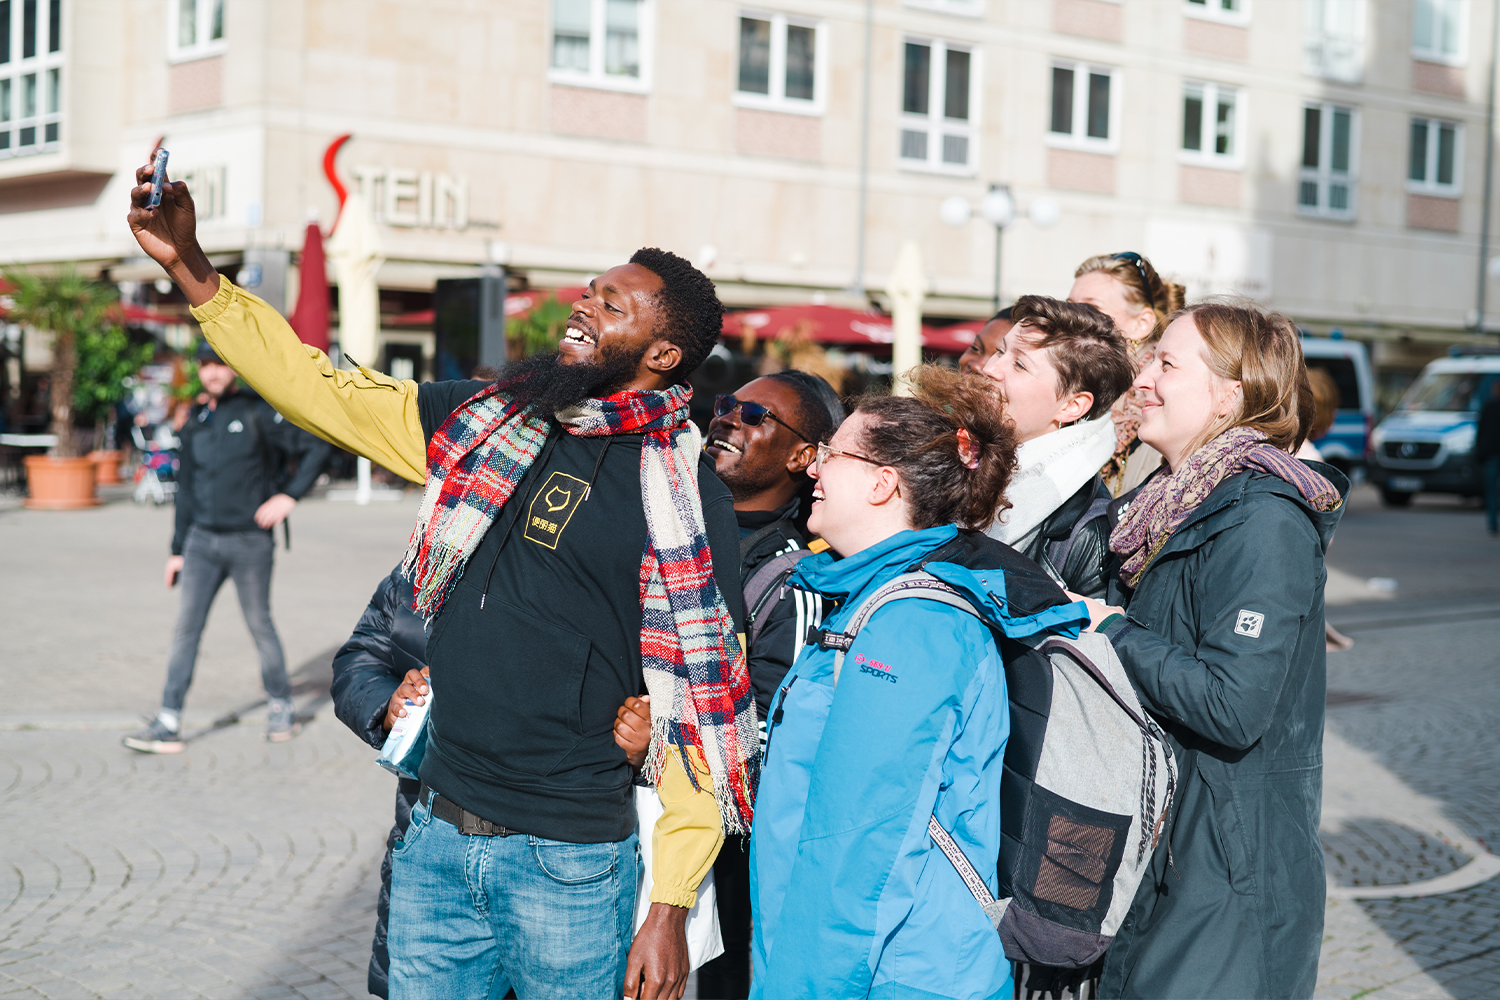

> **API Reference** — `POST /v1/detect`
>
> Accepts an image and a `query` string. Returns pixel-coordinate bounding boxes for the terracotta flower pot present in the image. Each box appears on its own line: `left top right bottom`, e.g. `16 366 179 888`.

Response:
88 449 124 485
24 456 103 509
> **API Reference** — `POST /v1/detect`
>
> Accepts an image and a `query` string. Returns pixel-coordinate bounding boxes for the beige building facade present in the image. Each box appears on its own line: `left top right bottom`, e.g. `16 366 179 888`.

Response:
6 0 1500 380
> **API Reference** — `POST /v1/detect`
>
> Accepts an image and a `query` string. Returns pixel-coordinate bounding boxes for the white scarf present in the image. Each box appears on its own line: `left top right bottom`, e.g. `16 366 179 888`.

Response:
987 415 1118 547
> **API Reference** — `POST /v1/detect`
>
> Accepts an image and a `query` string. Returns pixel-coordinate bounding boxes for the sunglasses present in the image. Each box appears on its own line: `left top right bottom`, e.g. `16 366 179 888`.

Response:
1112 251 1152 296
713 395 811 443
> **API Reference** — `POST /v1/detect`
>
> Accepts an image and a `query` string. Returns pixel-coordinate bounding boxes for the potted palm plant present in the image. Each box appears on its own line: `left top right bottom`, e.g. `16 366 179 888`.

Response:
77 323 156 485
4 269 122 508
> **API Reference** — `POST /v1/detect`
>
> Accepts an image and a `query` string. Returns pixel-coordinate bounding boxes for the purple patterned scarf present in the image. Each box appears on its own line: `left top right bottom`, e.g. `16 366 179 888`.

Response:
1110 426 1342 588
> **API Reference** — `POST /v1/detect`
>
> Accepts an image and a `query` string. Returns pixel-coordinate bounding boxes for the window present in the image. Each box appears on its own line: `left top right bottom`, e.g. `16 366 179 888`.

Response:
735 12 824 113
903 0 985 15
1181 82 1239 164
1413 0 1465 64
550 0 653 91
1299 103 1357 219
1409 117 1462 194
1304 0 1364 83
898 38 976 173
1185 0 1248 24
0 0 62 155
1048 62 1116 150
169 0 224 61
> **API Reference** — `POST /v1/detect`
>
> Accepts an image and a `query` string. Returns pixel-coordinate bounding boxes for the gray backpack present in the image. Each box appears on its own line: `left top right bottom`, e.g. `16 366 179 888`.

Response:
813 570 1176 969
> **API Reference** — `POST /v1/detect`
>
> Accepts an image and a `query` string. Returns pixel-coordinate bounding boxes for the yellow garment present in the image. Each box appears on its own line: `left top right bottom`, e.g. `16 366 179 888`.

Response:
192 276 725 906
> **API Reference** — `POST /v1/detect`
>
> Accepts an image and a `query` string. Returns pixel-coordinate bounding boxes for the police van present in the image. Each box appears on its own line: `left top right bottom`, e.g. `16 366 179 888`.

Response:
1369 348 1500 506
1301 337 1375 480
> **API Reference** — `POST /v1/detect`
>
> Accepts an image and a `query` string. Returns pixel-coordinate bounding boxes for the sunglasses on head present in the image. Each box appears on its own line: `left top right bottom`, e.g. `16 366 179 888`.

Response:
1112 251 1153 296
713 394 812 443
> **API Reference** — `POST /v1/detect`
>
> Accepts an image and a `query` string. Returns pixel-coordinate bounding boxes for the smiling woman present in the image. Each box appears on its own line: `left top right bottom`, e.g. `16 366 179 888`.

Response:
1075 303 1347 999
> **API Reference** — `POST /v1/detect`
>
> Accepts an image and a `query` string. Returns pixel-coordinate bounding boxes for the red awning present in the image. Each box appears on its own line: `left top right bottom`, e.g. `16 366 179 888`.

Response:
722 304 975 355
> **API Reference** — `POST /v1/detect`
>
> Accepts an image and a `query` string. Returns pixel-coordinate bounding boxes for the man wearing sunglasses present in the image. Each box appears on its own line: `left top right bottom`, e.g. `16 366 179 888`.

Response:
699 370 844 999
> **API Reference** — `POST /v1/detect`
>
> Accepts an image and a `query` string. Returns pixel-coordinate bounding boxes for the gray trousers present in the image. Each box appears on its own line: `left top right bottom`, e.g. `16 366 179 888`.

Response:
162 525 290 712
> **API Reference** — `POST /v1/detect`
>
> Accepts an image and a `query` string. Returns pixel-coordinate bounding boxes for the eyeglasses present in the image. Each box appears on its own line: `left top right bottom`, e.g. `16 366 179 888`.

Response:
713 394 811 443
814 441 887 473
1112 251 1153 297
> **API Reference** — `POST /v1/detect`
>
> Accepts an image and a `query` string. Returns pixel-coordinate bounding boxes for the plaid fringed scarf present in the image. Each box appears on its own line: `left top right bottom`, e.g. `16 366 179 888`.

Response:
1110 425 1343 589
402 381 760 833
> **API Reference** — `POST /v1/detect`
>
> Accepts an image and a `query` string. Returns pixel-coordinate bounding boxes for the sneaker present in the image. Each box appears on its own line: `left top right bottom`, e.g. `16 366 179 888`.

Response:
123 716 185 754
266 698 301 743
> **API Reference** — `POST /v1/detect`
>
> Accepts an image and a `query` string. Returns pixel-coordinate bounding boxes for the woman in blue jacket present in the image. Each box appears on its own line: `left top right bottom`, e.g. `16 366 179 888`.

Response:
750 367 1080 1000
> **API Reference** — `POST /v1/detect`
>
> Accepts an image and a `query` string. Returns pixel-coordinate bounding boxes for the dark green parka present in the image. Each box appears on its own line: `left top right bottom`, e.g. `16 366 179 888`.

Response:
1098 464 1348 1000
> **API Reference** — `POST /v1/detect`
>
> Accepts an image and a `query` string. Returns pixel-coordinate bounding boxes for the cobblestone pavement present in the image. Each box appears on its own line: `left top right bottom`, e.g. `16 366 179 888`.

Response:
1 484 1497 998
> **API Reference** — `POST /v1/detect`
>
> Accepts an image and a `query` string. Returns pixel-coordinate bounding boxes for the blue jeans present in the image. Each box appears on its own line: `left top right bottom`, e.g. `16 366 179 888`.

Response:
162 526 289 712
388 792 640 1000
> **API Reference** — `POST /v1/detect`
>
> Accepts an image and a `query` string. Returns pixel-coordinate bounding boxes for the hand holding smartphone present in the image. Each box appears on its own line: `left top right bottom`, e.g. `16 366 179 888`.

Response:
147 148 169 210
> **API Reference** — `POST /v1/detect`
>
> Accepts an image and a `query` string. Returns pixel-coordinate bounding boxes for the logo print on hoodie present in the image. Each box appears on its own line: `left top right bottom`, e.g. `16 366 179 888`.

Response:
855 652 898 684
1234 609 1265 638
524 471 588 550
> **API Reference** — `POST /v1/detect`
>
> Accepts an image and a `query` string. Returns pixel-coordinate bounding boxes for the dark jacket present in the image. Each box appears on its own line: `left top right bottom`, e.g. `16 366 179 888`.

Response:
172 388 331 554
736 503 824 720
330 565 424 1000
1098 464 1348 1000
1018 474 1113 600
414 381 745 844
1477 395 1500 460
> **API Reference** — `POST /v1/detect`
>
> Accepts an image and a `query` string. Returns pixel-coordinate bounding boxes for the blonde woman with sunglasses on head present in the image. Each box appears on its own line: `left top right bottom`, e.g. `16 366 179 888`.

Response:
1069 253 1186 495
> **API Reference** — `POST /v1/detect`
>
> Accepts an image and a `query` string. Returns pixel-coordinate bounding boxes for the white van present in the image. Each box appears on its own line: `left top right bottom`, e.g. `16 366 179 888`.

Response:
1301 337 1375 479
1369 348 1500 505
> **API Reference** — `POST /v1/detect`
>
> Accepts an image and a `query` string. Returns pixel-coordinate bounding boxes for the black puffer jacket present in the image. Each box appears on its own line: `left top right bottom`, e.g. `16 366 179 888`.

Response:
1016 474 1113 600
330 565 424 1000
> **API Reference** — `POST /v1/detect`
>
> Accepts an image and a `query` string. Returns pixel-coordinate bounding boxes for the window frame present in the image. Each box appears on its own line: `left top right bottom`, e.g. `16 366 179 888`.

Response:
0 0 64 158
167 0 226 64
1045 60 1120 154
1183 0 1251 27
1178 80 1243 169
1412 0 1467 65
732 10 827 116
1408 116 1464 196
1298 101 1360 222
896 36 980 176
547 0 655 94
1303 0 1366 83
902 0 986 17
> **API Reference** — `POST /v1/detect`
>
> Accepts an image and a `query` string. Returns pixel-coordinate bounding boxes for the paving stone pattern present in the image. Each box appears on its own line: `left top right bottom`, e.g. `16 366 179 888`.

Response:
1316 611 1500 1000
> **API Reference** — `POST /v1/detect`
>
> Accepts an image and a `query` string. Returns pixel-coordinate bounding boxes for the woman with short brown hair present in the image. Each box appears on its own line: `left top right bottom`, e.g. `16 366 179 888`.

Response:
1075 303 1346 999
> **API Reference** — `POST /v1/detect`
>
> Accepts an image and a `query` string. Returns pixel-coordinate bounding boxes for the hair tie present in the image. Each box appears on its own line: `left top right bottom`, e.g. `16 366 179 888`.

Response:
955 427 980 470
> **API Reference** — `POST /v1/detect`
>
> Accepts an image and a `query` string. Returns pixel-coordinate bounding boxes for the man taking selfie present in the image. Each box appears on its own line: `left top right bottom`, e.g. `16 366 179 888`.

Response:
127 164 758 1000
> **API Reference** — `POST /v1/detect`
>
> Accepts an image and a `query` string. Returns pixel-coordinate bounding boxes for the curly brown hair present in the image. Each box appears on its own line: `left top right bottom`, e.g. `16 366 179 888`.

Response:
853 366 1019 531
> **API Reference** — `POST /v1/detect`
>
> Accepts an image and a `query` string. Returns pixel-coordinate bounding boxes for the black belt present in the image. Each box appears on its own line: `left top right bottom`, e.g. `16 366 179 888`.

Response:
420 783 515 837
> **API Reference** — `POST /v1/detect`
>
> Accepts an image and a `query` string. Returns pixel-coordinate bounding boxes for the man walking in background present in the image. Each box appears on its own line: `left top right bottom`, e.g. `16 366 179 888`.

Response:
124 341 331 753
1479 378 1500 536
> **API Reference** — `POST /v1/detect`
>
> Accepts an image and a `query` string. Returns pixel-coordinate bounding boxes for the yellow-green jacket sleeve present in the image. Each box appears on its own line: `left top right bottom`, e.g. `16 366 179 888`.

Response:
189 276 428 483
651 746 726 908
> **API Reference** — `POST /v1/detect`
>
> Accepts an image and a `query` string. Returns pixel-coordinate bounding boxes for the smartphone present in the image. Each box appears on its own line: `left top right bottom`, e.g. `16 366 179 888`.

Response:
147 148 169 209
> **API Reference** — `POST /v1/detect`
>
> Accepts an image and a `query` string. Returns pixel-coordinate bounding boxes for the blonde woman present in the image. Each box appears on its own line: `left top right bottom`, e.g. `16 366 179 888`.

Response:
1068 253 1185 495
1074 304 1346 999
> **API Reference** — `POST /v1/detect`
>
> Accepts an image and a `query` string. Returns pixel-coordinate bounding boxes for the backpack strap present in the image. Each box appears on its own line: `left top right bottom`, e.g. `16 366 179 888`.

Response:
739 519 797 561
928 816 1008 931
806 572 985 686
743 548 816 647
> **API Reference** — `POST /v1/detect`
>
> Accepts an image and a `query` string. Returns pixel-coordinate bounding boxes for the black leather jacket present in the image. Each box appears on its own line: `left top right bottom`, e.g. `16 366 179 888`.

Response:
1017 475 1114 600
330 564 424 1000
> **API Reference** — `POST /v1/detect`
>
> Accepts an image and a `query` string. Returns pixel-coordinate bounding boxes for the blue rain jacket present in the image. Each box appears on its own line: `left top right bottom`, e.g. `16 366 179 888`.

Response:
749 526 1085 1000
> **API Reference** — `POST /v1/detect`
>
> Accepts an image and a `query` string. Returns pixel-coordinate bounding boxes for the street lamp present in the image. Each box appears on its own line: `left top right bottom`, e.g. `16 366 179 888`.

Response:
941 185 1060 312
